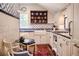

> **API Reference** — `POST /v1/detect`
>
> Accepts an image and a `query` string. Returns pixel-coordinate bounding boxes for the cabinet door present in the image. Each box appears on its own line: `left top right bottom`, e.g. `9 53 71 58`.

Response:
49 32 53 49
34 35 40 44
64 4 73 31
72 44 79 56
41 34 49 44
61 37 71 56
64 4 73 21
57 36 71 56
57 44 62 56
61 37 66 56
73 4 79 42
65 39 71 56
67 4 73 21
73 4 79 57
57 35 64 56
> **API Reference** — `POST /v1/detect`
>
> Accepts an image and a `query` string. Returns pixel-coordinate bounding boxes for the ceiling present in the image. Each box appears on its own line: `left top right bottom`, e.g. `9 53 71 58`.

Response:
0 3 20 19
39 3 69 14
0 3 69 19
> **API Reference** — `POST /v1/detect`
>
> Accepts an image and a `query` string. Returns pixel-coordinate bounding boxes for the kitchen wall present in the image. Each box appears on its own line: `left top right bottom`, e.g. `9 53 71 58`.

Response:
20 4 54 44
20 4 54 29
0 4 54 46
0 12 19 46
20 4 54 23
53 11 64 30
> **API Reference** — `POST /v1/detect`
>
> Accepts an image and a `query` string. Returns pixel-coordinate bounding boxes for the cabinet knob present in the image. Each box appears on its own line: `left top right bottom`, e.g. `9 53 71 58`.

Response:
63 39 66 41
66 41 69 46
60 43 62 47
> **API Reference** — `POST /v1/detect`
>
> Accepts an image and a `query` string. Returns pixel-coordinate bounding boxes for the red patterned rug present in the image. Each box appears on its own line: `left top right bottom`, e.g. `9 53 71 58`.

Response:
33 44 56 56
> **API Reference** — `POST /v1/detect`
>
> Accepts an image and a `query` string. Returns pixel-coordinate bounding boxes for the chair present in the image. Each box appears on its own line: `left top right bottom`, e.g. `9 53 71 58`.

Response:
2 40 32 56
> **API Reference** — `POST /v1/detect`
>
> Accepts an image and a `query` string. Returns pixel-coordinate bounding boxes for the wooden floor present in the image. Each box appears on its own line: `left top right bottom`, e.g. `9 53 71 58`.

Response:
33 44 56 56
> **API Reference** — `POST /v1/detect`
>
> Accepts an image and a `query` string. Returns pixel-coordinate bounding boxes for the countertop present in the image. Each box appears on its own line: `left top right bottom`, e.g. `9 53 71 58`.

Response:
47 30 71 39
56 33 71 39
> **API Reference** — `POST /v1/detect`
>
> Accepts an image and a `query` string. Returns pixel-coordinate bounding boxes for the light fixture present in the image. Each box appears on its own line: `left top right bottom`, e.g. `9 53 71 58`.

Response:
20 7 27 12
17 6 27 14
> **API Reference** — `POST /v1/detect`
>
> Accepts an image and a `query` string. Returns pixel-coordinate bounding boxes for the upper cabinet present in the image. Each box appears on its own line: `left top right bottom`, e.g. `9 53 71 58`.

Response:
64 4 73 21
53 4 74 30
64 4 73 36
64 4 74 30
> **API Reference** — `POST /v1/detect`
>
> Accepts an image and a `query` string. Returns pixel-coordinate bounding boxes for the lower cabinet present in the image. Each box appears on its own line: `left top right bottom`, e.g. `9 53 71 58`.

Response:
57 35 63 56
71 42 79 56
53 34 71 56
20 32 50 44
57 45 62 56
72 45 79 56
65 39 71 56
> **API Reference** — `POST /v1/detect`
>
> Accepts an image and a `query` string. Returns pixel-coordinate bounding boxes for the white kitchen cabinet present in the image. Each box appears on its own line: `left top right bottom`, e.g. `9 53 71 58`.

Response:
64 4 73 21
62 37 71 56
57 35 66 56
40 34 50 44
65 39 71 56
49 32 54 49
60 36 71 56
64 3 79 56
56 34 71 56
72 43 79 56
55 3 79 56
34 32 50 44
73 4 79 42
57 35 63 56
61 38 66 56
34 35 40 44
20 32 50 44
71 4 79 56
64 4 73 31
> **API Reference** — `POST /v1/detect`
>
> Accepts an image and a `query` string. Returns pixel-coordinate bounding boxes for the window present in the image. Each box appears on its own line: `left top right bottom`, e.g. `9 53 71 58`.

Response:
20 13 29 29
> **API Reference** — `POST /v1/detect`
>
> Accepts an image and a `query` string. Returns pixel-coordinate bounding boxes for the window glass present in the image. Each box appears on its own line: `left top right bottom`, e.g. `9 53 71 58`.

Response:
20 13 29 28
